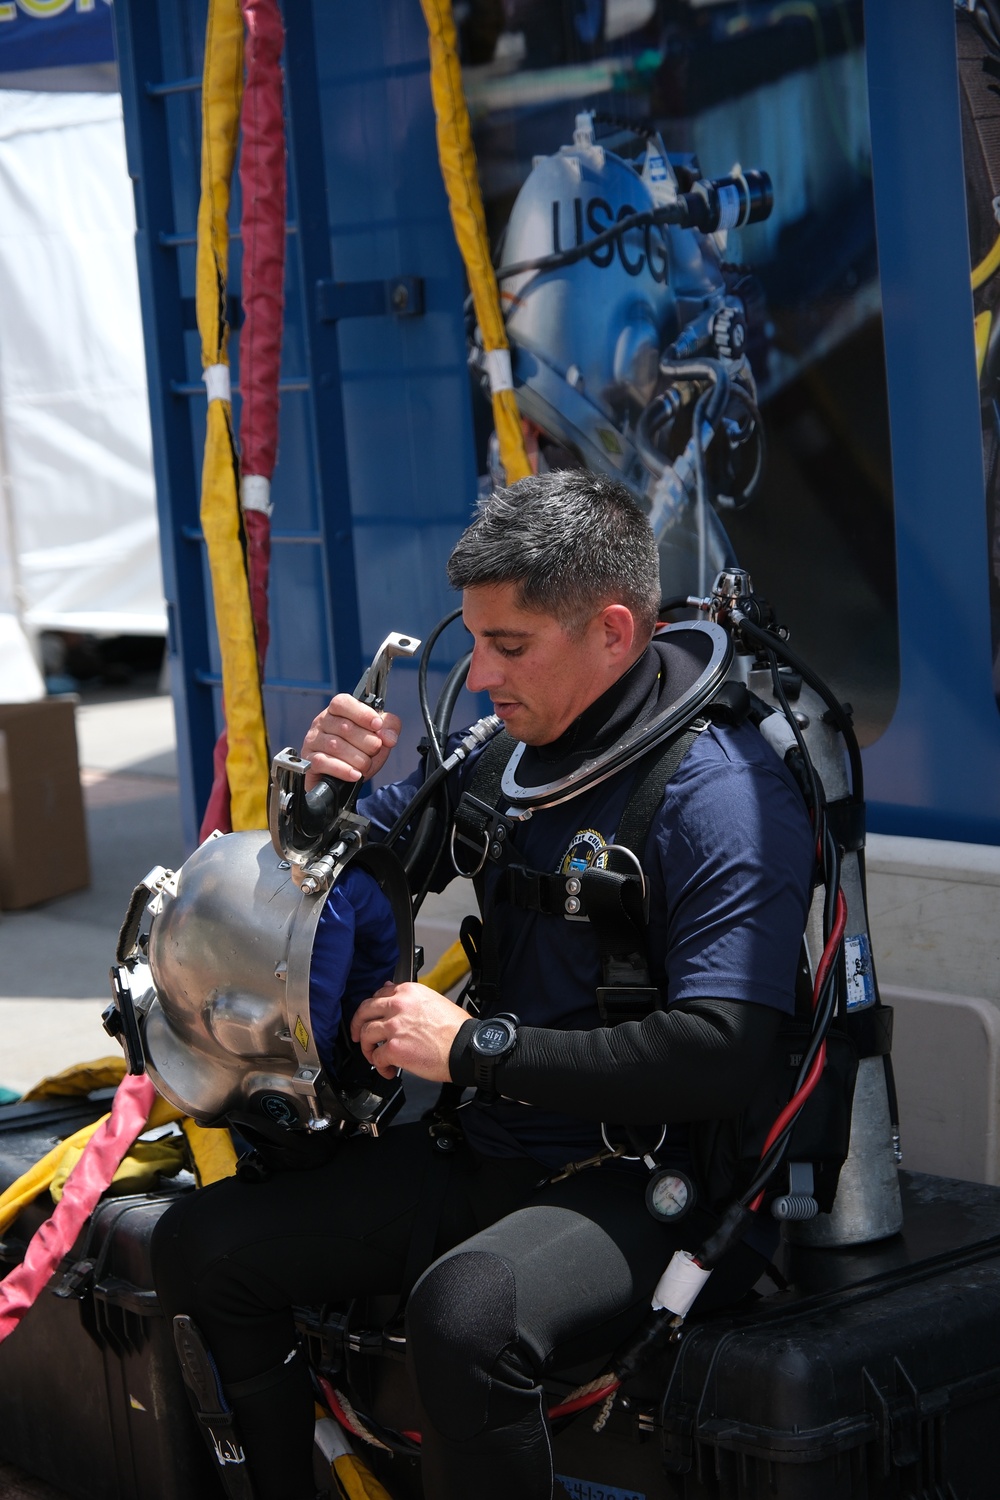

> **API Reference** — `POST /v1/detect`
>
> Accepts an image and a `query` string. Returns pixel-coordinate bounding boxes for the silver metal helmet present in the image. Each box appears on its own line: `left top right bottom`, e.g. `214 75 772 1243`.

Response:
103 632 421 1144
108 830 412 1140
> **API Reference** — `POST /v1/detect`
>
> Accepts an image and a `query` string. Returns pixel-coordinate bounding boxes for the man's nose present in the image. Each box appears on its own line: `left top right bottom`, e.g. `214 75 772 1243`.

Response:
466 644 501 693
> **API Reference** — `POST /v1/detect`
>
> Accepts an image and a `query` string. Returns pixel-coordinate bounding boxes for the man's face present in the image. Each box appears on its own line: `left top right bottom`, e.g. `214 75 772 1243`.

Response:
463 582 635 745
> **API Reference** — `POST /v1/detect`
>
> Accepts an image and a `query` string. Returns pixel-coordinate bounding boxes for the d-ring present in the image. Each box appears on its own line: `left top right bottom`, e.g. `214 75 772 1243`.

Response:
601 1121 667 1161
450 822 490 879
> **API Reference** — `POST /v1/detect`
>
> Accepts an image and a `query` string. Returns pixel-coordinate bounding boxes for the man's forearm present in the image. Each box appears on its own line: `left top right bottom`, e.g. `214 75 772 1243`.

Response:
449 999 782 1125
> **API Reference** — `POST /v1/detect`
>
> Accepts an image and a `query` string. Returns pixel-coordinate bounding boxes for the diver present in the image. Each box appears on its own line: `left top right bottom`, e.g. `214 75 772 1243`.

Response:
150 469 815 1500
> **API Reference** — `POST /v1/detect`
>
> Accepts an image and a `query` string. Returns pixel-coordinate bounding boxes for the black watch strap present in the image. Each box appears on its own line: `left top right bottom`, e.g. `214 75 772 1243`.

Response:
468 1012 519 1096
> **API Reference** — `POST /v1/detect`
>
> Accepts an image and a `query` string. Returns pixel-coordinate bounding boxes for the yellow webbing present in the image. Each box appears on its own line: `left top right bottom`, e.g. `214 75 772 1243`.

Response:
976 309 992 379
0 1059 237 1232
331 1454 395 1500
0 1120 102 1236
419 0 531 485
421 938 469 996
21 1057 130 1101
198 0 270 830
973 232 1000 293
181 1116 239 1187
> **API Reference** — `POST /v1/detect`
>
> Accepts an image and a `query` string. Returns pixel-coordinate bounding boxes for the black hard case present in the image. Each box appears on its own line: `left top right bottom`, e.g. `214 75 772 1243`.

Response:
0 1095 217 1500
5 1096 1000 1500
357 1175 1000 1500
544 1173 1000 1500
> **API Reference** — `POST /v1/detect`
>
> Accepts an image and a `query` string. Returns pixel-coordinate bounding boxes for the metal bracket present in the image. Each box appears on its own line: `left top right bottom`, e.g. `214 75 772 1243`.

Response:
268 631 420 869
316 276 425 322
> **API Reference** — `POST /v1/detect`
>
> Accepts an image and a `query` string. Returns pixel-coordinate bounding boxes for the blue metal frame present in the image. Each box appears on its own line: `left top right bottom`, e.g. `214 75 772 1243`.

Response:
282 0 363 696
115 0 480 845
863 0 1000 843
114 1 216 849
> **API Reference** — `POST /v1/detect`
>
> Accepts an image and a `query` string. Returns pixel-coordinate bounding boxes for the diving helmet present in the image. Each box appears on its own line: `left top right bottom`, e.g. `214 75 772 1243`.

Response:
104 632 420 1142
478 112 773 596
107 832 412 1141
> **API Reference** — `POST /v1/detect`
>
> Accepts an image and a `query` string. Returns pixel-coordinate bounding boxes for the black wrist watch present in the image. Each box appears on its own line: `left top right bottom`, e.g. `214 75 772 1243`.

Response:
468 1012 519 1094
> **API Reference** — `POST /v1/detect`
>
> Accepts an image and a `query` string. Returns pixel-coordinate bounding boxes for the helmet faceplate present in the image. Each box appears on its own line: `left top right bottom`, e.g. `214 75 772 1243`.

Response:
137 830 411 1133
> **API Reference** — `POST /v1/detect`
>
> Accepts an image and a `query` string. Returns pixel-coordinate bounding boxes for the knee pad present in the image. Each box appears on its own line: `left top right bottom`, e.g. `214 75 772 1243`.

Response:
407 1249 522 1439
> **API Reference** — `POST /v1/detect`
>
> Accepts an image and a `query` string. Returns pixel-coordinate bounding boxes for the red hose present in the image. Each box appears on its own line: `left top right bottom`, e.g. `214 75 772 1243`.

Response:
749 888 848 1211
548 1380 620 1419
317 1366 624 1440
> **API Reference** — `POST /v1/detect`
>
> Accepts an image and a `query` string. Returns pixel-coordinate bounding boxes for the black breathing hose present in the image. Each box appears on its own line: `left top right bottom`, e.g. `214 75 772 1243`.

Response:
417 607 464 767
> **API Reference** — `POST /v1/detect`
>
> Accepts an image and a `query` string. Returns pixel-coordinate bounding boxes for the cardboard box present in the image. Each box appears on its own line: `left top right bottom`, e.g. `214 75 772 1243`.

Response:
0 696 90 909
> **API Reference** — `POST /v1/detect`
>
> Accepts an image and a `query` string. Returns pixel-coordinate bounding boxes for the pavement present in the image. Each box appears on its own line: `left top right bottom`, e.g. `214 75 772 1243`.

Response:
0 679 472 1500
0 684 186 1096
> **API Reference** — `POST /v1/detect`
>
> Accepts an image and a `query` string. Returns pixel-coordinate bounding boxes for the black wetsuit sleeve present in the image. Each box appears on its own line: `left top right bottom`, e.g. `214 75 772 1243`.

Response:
448 998 781 1127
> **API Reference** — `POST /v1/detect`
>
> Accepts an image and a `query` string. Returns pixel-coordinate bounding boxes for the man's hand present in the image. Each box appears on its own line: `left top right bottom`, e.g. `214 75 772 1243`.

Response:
300 692 401 789
351 983 468 1081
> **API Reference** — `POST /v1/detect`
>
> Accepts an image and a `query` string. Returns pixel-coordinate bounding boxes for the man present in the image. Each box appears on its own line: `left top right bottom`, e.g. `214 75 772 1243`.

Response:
152 471 814 1500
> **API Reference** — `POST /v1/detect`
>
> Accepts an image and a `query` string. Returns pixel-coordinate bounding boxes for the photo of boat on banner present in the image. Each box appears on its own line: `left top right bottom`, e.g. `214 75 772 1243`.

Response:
458 0 898 745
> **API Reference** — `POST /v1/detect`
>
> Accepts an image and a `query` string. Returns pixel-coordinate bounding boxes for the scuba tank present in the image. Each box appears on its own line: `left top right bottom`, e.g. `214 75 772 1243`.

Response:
709 568 903 1247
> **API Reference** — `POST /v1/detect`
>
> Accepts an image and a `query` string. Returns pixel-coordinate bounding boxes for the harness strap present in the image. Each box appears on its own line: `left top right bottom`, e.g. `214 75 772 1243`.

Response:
614 721 706 858
580 865 661 1024
458 719 716 1028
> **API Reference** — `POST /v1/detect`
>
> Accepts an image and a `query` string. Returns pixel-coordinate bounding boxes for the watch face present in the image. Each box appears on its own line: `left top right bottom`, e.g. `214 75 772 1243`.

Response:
645 1170 695 1222
474 1019 514 1055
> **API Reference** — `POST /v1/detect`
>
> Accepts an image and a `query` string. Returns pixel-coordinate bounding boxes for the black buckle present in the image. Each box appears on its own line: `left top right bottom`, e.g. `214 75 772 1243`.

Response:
452 793 515 875
596 986 660 1025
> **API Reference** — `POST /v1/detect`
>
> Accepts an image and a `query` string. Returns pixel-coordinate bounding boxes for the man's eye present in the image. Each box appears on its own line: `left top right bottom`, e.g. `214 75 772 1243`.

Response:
495 644 524 658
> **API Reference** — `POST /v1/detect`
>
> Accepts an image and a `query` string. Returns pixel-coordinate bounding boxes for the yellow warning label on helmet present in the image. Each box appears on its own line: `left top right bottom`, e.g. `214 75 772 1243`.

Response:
294 1016 310 1051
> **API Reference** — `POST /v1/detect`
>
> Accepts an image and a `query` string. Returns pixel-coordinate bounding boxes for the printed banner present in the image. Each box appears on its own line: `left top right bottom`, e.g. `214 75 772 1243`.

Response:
458 0 897 744
0 0 115 75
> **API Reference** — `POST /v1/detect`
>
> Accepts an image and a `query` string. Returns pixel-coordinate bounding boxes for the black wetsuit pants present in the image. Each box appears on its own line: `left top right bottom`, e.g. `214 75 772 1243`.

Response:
151 1122 766 1500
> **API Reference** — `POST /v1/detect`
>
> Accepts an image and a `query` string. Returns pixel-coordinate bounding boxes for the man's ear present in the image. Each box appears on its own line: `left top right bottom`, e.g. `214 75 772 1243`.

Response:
600 603 638 661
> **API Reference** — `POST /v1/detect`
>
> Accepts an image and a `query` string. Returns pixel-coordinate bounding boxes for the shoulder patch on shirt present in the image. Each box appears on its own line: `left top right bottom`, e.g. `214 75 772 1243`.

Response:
559 829 610 875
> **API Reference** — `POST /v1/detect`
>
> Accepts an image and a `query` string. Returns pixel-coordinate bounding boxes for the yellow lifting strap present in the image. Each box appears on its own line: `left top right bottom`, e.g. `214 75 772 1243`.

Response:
198 0 270 830
0 1059 237 1235
972 232 1000 293
976 308 992 379
421 938 469 996
419 0 531 486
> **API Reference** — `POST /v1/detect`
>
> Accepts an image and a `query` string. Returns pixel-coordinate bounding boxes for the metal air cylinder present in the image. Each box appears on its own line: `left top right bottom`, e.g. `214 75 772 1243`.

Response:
748 668 903 1246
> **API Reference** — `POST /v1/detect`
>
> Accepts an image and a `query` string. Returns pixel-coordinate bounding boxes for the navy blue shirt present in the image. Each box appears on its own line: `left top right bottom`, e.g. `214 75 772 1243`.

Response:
360 716 814 1170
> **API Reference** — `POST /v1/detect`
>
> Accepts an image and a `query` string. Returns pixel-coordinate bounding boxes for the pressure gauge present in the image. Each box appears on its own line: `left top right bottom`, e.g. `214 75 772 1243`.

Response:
645 1169 695 1222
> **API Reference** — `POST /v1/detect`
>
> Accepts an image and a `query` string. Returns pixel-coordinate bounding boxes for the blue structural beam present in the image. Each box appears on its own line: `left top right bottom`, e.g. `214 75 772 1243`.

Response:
864 0 1000 844
114 0 217 850
282 0 364 697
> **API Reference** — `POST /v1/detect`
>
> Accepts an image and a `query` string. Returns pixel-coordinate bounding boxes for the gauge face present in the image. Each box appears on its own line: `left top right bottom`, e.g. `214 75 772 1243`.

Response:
645 1169 695 1222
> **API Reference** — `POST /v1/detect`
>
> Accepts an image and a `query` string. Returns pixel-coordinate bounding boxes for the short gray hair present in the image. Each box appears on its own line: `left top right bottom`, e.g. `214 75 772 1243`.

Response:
447 471 660 638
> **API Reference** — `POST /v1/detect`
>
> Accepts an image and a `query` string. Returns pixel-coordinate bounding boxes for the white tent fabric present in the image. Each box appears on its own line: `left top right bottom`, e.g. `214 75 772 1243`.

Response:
0 89 165 678
0 457 44 700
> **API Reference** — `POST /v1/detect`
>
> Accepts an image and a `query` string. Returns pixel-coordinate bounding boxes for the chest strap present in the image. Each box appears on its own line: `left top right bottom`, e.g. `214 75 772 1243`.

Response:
456 720 710 1025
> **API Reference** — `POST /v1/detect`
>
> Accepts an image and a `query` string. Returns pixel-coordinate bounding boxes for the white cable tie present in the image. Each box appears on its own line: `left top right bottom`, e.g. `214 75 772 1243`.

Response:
484 348 513 395
241 475 273 517
203 364 231 403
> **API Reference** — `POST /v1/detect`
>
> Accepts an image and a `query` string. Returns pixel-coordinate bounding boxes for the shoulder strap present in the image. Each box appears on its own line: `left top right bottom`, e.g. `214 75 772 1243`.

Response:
467 729 518 810
614 721 705 859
